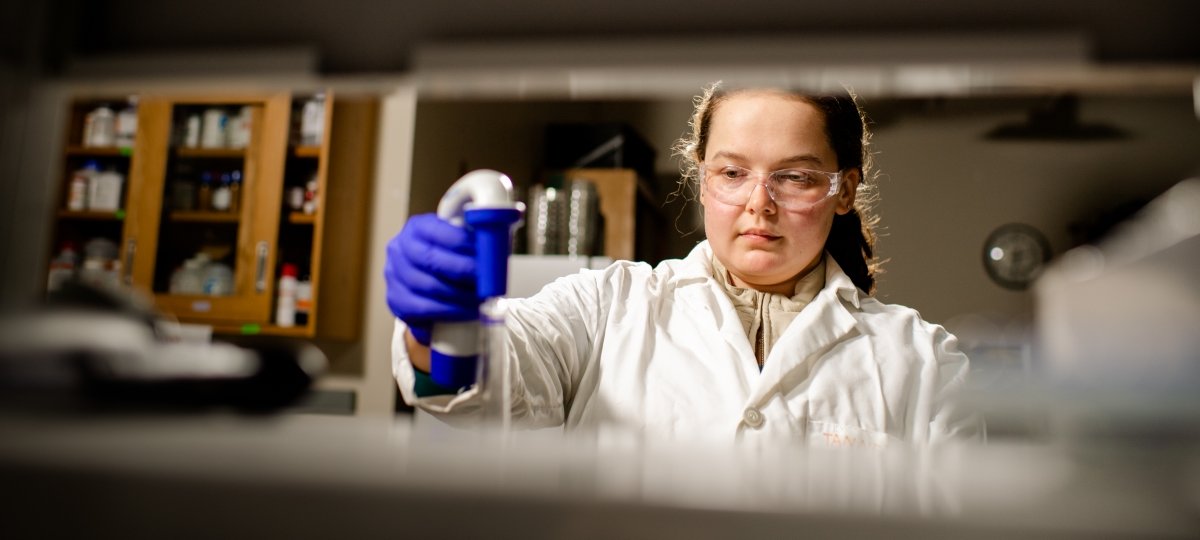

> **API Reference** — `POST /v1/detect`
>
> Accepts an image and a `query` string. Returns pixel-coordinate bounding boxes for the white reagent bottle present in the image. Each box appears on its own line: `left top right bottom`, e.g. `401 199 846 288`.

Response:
275 263 299 327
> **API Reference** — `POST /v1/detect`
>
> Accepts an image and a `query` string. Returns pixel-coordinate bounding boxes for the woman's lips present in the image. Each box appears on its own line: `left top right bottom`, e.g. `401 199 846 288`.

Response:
740 229 780 241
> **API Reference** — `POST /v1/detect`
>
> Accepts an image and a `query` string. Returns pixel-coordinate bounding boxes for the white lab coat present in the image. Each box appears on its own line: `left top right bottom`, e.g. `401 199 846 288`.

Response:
393 241 984 447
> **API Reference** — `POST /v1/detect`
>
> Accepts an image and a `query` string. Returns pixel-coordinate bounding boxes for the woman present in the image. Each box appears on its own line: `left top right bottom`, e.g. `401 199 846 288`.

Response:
386 83 984 446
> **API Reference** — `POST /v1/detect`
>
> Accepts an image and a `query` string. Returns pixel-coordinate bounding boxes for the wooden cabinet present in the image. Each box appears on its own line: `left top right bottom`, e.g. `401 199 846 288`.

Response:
48 91 375 340
124 93 291 326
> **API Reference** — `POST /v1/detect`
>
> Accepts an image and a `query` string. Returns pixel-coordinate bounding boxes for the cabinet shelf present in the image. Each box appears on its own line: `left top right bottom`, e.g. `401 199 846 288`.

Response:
174 147 247 159
65 146 133 157
169 210 240 223
292 145 321 158
288 211 318 224
57 209 125 220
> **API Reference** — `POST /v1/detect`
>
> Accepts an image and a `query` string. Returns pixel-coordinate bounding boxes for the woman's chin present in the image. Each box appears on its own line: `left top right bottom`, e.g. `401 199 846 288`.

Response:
729 261 787 282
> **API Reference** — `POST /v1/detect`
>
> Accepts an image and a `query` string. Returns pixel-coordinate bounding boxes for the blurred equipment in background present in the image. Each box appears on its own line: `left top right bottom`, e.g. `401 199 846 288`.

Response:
982 223 1052 290
525 178 601 257
544 123 655 180
984 94 1127 141
525 123 658 260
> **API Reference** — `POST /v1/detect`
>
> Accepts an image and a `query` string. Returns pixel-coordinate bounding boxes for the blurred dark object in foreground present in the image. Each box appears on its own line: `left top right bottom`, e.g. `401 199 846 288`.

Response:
0 279 325 414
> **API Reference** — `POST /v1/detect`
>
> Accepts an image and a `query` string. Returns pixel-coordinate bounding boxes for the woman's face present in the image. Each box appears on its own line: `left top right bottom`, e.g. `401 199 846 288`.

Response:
701 91 858 294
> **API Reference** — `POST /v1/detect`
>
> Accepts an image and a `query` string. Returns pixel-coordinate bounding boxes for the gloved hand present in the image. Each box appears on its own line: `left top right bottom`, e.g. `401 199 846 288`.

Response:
385 213 479 346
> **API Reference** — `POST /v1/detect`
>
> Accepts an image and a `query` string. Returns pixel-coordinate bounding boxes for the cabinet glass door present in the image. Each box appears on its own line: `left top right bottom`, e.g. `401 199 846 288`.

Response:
47 97 141 295
124 94 290 325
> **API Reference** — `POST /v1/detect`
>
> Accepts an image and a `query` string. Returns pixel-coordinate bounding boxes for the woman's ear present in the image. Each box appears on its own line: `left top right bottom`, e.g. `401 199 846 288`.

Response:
835 168 860 215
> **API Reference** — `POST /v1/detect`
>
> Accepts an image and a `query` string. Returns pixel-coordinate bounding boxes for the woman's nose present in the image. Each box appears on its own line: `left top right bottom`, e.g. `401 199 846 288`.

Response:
744 182 777 214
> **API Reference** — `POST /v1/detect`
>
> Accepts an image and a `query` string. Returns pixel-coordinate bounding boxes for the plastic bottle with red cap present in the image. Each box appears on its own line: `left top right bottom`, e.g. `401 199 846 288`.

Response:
275 263 299 327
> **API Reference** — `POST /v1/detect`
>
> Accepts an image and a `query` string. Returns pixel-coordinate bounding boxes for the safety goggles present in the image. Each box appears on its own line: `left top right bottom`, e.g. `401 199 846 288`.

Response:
702 163 841 210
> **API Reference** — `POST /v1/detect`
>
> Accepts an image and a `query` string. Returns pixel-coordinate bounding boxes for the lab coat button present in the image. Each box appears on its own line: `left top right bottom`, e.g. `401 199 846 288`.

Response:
743 408 764 428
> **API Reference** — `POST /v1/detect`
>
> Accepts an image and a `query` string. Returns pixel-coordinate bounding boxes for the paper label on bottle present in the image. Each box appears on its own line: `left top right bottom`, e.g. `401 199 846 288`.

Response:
212 187 231 211
201 109 228 148
67 178 87 210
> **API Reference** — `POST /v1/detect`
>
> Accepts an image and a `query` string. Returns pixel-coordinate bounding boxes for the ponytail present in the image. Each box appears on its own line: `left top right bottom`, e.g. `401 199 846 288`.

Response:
826 209 877 295
808 91 881 296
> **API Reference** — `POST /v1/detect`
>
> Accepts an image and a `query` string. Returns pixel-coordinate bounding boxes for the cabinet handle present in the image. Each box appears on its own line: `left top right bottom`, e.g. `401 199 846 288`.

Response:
123 239 136 285
255 241 269 293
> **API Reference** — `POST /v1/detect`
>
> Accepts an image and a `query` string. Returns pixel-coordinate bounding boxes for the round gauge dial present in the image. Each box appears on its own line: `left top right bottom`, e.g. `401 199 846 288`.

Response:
983 223 1051 290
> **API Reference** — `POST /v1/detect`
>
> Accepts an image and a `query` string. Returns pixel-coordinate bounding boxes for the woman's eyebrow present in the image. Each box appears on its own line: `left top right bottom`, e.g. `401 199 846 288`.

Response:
777 154 824 166
709 151 826 167
709 150 748 162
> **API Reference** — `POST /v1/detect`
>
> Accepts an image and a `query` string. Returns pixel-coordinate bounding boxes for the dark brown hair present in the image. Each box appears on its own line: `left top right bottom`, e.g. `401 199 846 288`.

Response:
673 82 882 294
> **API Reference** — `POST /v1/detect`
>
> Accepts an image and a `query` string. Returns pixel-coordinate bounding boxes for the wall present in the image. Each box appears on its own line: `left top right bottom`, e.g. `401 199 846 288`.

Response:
358 82 418 416
872 96 1200 325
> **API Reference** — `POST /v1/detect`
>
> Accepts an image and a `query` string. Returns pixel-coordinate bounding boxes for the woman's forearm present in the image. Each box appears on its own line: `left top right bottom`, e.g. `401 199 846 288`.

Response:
405 328 432 373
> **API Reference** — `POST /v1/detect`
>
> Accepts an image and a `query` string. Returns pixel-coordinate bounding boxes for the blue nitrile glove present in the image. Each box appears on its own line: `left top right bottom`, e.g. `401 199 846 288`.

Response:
384 213 479 347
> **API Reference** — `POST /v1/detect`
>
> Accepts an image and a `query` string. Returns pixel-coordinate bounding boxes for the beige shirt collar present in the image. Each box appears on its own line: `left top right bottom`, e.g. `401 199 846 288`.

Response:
711 254 826 366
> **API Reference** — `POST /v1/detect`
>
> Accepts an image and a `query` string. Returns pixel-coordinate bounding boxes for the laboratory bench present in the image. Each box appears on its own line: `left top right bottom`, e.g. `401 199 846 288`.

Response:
1 412 1197 539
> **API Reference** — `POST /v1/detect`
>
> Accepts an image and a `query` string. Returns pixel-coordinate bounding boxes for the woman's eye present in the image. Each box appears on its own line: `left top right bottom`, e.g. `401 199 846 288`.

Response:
720 168 746 180
777 171 814 184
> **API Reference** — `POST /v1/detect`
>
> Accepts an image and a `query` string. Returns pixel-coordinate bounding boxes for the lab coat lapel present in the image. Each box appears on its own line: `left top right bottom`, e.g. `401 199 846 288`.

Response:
680 281 759 364
674 243 761 385
751 255 861 404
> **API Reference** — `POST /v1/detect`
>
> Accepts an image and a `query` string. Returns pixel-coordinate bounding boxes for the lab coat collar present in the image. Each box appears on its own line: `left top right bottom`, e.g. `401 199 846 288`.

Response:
673 241 865 309
673 241 718 282
824 254 863 309
673 242 865 404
